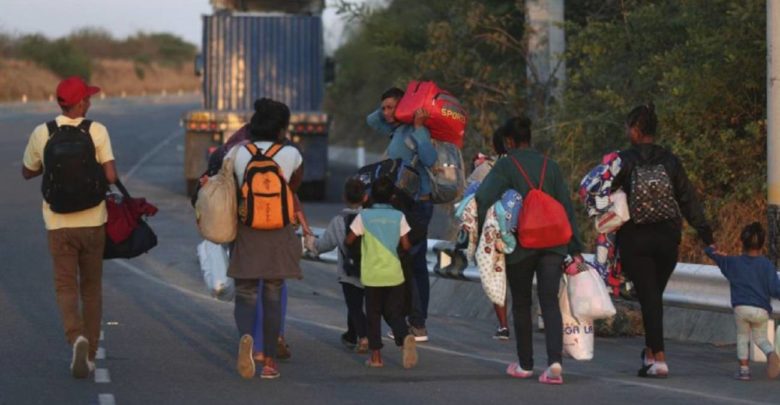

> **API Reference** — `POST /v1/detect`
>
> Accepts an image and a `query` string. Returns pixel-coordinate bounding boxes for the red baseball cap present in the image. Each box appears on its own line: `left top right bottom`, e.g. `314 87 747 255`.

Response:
56 76 100 107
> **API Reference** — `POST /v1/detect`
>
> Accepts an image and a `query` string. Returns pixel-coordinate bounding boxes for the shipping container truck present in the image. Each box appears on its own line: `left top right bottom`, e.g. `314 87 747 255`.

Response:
182 0 329 200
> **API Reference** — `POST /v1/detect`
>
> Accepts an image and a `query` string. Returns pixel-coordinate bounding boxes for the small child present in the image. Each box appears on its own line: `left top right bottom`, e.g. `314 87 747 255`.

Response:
345 177 417 368
705 222 780 380
305 178 369 353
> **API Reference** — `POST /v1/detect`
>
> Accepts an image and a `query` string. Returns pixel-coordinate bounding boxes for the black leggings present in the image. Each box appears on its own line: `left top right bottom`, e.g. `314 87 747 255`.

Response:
617 222 680 353
507 252 564 370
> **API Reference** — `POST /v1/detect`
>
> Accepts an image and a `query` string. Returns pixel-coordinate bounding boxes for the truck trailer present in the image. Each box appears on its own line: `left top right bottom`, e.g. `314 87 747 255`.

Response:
183 0 329 200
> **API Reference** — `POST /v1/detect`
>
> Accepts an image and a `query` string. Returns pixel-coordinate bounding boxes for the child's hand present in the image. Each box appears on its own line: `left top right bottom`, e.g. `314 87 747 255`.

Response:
303 234 317 252
708 244 726 255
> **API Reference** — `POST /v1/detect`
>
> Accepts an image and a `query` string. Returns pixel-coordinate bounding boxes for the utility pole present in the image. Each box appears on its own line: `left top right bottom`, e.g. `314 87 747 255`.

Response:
525 0 566 120
769 0 780 267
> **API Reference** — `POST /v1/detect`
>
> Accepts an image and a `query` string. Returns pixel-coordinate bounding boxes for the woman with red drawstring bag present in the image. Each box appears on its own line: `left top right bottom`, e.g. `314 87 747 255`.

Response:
475 117 583 385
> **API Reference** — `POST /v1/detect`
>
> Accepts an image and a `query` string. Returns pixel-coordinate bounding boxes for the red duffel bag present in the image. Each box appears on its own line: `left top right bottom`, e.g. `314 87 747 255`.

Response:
106 179 159 244
394 81 467 148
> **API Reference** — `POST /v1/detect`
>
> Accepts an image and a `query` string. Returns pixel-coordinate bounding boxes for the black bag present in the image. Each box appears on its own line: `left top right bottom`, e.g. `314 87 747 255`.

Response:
340 213 362 278
104 219 157 259
42 120 107 213
356 158 420 199
629 163 681 224
103 180 158 259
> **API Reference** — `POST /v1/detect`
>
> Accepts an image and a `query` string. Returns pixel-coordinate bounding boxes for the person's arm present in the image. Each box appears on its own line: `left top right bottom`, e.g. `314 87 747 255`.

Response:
103 160 118 184
671 156 714 245
411 109 436 168
22 166 42 179
400 234 412 251
704 246 733 279
292 194 313 235
552 162 583 255
366 107 394 136
92 123 117 185
346 213 364 246
22 125 44 180
313 216 342 254
475 158 511 230
399 214 412 251
289 164 304 192
345 230 358 246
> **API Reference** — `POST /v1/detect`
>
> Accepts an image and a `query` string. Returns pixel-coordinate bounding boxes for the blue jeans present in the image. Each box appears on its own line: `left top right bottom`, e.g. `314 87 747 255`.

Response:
406 200 433 328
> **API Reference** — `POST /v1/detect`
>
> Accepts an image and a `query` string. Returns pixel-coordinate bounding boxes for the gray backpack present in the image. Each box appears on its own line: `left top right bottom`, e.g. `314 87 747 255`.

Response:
406 137 466 204
427 139 466 204
629 163 681 224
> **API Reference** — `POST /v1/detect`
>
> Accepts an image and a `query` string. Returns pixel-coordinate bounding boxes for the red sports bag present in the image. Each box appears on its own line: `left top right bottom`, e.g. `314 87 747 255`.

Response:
394 81 467 148
510 156 572 249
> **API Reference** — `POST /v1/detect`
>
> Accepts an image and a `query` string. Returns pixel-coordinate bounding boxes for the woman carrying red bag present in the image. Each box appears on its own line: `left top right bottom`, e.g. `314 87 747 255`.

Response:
475 117 583 385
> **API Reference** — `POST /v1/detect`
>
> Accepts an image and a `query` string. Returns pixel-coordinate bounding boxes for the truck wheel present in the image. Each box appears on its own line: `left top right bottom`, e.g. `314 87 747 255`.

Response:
298 180 326 201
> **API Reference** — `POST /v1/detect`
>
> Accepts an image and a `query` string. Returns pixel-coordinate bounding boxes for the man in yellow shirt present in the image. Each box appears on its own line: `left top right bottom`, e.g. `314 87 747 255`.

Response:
21 76 117 379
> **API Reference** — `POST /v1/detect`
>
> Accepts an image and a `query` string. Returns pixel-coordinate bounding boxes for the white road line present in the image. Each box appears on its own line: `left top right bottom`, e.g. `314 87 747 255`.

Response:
100 330 104 341
122 128 182 181
97 347 106 360
98 393 116 405
111 259 773 405
95 368 111 383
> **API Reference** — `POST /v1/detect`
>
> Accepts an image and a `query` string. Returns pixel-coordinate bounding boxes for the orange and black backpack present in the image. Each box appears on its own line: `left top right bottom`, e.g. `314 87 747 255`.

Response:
239 143 295 230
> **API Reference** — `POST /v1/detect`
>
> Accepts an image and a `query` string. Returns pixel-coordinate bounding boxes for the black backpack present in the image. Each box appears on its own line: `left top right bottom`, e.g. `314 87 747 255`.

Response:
42 120 108 213
340 213 362 278
629 162 681 224
356 158 420 200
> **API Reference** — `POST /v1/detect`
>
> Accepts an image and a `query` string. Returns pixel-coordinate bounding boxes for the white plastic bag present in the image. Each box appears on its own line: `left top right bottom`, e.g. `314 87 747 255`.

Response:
560 278 594 361
594 190 630 234
197 240 235 301
567 263 617 321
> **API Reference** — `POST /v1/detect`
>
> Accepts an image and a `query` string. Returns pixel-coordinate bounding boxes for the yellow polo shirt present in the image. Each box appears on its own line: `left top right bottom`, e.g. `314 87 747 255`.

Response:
22 115 115 230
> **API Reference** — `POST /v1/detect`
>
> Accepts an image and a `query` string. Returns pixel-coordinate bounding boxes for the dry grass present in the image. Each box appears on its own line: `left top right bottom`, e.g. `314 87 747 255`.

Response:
679 195 766 264
0 58 200 102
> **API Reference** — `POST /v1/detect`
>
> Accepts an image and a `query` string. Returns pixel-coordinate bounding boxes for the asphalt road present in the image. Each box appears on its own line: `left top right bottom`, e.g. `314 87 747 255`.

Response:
0 97 778 405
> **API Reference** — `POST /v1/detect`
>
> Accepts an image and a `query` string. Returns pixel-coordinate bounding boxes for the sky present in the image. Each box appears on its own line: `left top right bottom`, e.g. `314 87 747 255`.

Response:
0 0 386 54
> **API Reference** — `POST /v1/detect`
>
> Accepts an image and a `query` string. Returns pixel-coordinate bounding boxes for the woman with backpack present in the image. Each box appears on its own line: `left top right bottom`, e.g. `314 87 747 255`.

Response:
475 117 584 384
228 98 303 380
611 103 715 378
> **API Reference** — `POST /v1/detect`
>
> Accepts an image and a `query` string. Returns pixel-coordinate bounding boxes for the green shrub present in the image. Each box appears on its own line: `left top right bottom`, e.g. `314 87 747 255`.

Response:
17 34 91 79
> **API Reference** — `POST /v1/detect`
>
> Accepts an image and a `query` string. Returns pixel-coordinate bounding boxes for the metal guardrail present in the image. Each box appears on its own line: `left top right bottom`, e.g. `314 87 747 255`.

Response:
303 228 780 317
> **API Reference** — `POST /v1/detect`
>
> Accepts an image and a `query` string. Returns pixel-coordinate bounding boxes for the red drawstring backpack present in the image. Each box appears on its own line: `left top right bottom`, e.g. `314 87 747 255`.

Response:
510 156 572 249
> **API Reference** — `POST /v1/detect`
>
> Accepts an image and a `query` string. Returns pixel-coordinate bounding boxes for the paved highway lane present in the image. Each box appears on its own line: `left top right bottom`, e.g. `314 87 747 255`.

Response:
1 98 778 405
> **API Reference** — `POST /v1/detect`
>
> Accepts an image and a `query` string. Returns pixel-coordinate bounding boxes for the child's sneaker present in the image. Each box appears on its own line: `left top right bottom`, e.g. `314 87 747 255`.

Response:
538 363 563 385
261 358 280 379
402 335 418 369
506 362 533 379
767 352 780 379
237 335 255 379
70 336 90 379
341 332 357 350
493 327 510 340
409 326 429 342
735 366 751 381
638 361 668 378
354 338 369 354
276 337 291 360
366 350 383 368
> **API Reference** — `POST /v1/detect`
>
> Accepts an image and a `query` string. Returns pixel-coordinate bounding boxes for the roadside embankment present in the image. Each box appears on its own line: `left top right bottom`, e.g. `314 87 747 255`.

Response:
0 58 200 103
